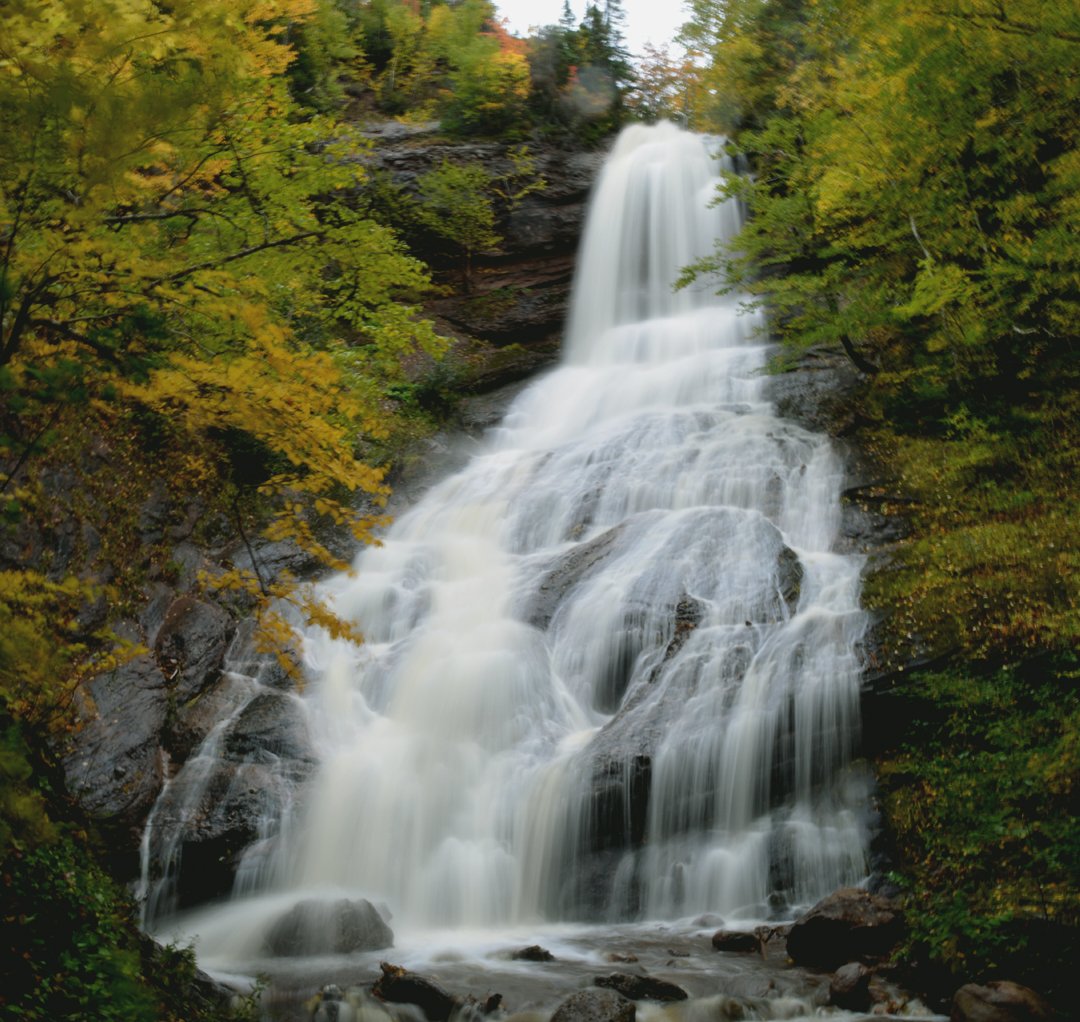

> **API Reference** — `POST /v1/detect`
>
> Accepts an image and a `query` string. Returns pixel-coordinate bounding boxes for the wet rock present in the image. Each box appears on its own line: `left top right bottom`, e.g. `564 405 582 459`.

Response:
951 981 1054 1022
830 962 872 1011
595 974 688 1002
606 952 639 964
550 987 635 1022
166 673 251 763
786 888 904 970
521 523 627 630
767 346 864 436
265 899 393 957
711 930 762 954
373 963 458 1021
61 652 168 835
512 944 555 962
150 759 301 908
154 595 233 703
222 690 315 767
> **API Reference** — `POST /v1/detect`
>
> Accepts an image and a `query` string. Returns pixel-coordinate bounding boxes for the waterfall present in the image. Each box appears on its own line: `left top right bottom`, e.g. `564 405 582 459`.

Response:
145 122 868 956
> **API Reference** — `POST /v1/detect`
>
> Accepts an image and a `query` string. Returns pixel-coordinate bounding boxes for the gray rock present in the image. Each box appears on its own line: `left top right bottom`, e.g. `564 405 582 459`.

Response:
830 962 872 1011
595 974 688 1002
711 930 762 954
154 595 233 703
222 690 315 767
373 963 458 1021
61 652 168 828
264 898 393 957
786 887 904 969
521 522 627 630
951 981 1054 1022
150 758 300 908
551 988 635 1022
512 945 555 962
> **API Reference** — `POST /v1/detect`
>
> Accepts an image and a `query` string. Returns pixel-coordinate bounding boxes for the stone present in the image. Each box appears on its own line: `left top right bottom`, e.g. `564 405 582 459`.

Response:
61 652 168 832
222 690 315 766
154 595 232 703
786 888 904 970
951 981 1054 1022
711 930 763 954
264 899 393 958
595 974 688 1002
550 988 636 1022
830 962 872 1011
512 944 555 962
373 963 458 1021
149 759 302 908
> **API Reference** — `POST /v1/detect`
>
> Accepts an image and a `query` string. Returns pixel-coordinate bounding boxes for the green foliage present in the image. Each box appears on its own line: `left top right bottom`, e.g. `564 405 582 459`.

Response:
862 405 1079 667
878 655 1079 988
0 718 250 1021
415 159 501 290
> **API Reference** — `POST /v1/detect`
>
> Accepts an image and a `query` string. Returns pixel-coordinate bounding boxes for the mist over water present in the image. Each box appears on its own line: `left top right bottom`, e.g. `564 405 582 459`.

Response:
144 122 868 968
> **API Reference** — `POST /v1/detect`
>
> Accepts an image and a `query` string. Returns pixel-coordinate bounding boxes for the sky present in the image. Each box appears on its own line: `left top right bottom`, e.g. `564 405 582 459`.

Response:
493 0 689 56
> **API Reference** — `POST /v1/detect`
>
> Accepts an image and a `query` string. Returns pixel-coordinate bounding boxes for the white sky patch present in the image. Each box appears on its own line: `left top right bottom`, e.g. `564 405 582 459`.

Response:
493 0 688 56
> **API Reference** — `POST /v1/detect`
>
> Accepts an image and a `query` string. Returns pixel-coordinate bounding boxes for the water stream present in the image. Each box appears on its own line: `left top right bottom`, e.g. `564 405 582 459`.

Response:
145 122 876 1017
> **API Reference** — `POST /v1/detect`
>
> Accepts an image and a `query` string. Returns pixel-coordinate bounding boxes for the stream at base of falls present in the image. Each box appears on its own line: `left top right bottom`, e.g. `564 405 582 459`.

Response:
138 123 938 1021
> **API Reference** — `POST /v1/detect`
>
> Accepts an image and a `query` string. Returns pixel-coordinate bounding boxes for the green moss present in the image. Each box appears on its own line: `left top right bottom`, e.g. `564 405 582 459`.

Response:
877 656 1079 994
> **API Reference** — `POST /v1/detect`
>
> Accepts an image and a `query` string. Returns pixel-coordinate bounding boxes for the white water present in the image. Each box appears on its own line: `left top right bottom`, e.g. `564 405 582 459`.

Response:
146 123 869 966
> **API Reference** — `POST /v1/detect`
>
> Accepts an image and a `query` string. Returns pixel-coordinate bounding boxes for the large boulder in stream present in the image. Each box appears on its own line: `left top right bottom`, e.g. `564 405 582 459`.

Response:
595 974 688 1002
265 899 393 957
786 887 904 969
372 963 458 1021
951 981 1055 1022
551 988 636 1022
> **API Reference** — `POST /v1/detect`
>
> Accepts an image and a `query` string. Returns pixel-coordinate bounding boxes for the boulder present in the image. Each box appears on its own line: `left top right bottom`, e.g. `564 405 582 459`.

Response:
149 759 299 908
550 988 635 1022
264 899 393 957
512 945 555 962
712 930 762 954
61 652 168 831
154 595 232 703
951 981 1054 1022
222 690 315 767
373 963 458 1021
595 974 688 1002
786 888 903 969
829 962 872 1011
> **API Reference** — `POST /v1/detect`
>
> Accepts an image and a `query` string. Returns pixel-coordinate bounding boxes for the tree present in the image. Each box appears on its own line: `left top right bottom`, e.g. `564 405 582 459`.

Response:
415 160 501 290
0 0 446 681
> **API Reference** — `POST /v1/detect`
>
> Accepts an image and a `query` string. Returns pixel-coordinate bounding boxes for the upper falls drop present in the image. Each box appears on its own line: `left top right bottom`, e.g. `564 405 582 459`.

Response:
145 122 869 949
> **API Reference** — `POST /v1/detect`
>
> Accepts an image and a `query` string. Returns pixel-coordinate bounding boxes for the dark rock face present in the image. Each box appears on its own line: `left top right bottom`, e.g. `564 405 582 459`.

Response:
264 899 393 957
154 595 232 703
61 652 168 838
362 125 604 389
830 962 873 1011
786 888 904 970
223 690 314 766
711 930 762 954
951 981 1055 1022
595 973 688 1002
512 944 555 962
373 963 458 1021
550 987 636 1022
146 688 316 908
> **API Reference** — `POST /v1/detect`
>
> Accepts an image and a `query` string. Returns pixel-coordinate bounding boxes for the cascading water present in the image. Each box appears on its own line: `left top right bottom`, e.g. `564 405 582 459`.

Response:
145 123 869 974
